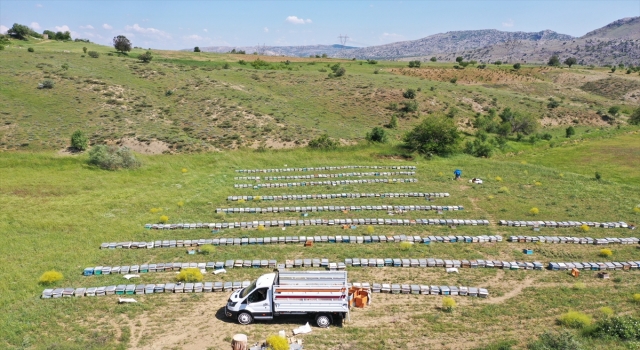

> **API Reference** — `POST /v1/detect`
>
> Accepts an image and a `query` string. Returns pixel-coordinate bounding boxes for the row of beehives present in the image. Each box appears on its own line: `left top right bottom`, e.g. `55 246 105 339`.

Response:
145 218 491 230
41 282 487 299
235 166 417 173
234 172 416 181
508 236 639 245
216 204 464 214
234 178 418 188
100 234 504 249
500 220 630 229
226 192 450 201
81 258 640 277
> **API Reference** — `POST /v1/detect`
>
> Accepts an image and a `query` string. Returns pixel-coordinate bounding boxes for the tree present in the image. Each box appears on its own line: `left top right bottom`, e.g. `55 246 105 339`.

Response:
564 57 577 67
565 126 575 138
387 114 398 129
455 56 463 63
308 134 339 150
27 47 34 52
321 53 327 58
366 127 387 143
8 23 40 40
499 108 538 135
513 63 521 70
70 130 89 151
194 46 201 52
629 107 640 125
138 50 153 63
494 60 503 65
113 35 132 54
548 55 560 67
608 106 620 116
430 57 437 62
43 30 56 39
87 51 99 58
403 88 416 99
55 31 71 41
403 116 460 156
408 60 421 68
82 46 87 53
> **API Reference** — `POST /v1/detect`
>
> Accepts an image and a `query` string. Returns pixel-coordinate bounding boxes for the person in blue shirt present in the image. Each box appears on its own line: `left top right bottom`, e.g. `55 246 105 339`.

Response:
454 169 461 180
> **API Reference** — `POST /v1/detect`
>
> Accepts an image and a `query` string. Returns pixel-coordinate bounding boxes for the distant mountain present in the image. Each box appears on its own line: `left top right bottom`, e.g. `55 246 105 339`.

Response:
582 17 640 40
196 44 358 57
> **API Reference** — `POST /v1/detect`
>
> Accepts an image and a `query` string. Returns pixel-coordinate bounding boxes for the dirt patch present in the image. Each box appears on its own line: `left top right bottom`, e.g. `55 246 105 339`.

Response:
390 67 543 85
375 154 415 161
249 139 300 150
581 77 640 99
105 138 171 155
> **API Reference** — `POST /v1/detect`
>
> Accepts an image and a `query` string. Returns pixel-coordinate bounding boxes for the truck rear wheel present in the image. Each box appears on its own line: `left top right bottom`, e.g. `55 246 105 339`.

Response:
315 314 331 328
238 312 253 325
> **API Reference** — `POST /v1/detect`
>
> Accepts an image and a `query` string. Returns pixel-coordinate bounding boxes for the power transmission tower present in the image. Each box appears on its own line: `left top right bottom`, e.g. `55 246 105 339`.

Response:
338 34 349 48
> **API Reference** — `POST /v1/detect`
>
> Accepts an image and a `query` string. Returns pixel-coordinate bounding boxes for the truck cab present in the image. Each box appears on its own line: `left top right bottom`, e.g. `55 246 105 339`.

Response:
225 270 348 328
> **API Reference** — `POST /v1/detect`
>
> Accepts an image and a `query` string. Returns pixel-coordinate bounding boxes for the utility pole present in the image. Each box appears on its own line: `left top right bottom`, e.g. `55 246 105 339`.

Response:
338 34 349 48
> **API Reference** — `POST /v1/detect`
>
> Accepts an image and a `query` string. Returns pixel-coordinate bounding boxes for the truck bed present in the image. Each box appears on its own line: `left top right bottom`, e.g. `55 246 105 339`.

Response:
273 271 349 313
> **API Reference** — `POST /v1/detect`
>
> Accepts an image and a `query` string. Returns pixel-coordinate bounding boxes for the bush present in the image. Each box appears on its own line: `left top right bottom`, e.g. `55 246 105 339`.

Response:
138 50 153 63
181 168 187 173
403 88 416 99
400 241 413 251
579 224 589 232
365 127 387 143
386 115 398 129
599 248 612 258
366 225 374 234
529 207 539 216
634 206 640 214
495 176 503 182
629 108 640 125
39 270 63 284
464 139 494 158
149 208 162 214
266 335 289 350
430 57 437 62
598 307 614 317
565 126 575 138
159 215 169 223
498 186 509 194
401 100 419 113
176 268 203 283
403 116 460 157
308 134 339 150
442 297 456 312
194 46 201 52
513 63 521 70
408 60 421 68
87 51 100 58
70 130 88 151
633 294 640 303
177 201 184 208
88 145 141 170
528 330 583 350
595 172 601 181
572 282 585 290
199 245 215 255
41 80 55 89
588 316 640 341
558 311 592 329
28 47 34 52
257 225 265 231
83 47 87 53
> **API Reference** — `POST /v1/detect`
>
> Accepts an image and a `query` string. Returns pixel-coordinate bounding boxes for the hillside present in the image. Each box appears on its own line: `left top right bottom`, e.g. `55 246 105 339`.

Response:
198 44 358 57
582 16 640 40
1 39 639 154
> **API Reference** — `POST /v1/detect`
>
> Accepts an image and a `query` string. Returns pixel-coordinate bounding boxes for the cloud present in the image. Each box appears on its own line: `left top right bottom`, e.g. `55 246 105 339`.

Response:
0 25 8 34
102 23 112 30
264 27 269 33
36 4 43 7
30 22 41 30
125 23 170 38
203 29 208 32
184 34 203 41
285 16 311 24
55 25 70 32
80 25 94 30
380 32 404 43
502 19 514 28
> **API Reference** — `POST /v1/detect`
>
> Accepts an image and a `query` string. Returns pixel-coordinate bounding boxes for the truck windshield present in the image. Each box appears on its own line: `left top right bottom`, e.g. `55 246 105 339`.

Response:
240 280 257 298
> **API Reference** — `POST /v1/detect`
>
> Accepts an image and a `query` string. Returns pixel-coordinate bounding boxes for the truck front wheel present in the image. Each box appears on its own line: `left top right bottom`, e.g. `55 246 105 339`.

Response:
315 314 332 328
238 312 253 325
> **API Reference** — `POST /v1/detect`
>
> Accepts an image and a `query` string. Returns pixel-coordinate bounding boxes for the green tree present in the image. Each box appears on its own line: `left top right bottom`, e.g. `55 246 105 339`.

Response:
387 114 398 129
403 116 460 156
564 57 577 67
194 46 201 52
43 30 56 39
430 57 437 62
408 60 421 68
82 46 87 53
366 127 387 143
27 47 34 52
455 56 463 63
321 53 327 58
608 106 620 116
494 61 503 65
138 50 153 63
513 63 521 70
403 88 416 99
113 35 132 54
8 23 40 40
499 108 538 135
308 134 339 150
87 51 99 58
565 126 575 138
548 55 560 67
70 130 89 151
629 107 640 125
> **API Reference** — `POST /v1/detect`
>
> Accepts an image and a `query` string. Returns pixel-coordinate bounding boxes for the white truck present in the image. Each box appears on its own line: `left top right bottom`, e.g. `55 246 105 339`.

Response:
225 270 349 328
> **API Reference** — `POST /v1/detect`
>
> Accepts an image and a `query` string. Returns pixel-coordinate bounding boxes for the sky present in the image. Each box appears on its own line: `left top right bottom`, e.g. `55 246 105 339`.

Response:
1 0 639 50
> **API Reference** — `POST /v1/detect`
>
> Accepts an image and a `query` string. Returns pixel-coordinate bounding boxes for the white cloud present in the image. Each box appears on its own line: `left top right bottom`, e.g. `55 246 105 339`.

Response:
55 25 70 32
30 22 41 30
80 25 94 30
0 25 8 34
102 23 112 30
502 19 514 28
285 16 311 24
184 34 203 41
380 32 404 43
125 23 170 38
203 29 207 32
264 27 269 33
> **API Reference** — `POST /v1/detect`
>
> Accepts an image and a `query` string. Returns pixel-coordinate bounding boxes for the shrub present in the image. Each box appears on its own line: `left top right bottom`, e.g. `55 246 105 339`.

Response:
558 311 592 329
257 225 265 231
498 187 509 194
442 297 456 312
39 270 63 284
595 172 601 181
430 57 437 62
165 90 174 96
199 245 215 255
403 88 416 99
308 134 339 150
408 60 421 68
28 47 34 52
159 215 169 223
194 46 201 52
176 268 203 282
495 176 503 182
629 107 640 125
138 50 153 63
181 168 187 173
529 207 539 216
0 45 4 51
402 116 460 157
598 307 614 317
41 80 55 89
365 127 387 143
400 241 413 251
565 126 575 138
177 201 184 208
528 331 583 350
366 226 374 234
70 130 88 151
588 316 640 340
265 335 289 350
579 224 589 232
401 100 419 113
450 77 457 84
149 208 162 214
237 199 245 204
633 206 640 214
513 63 521 70
633 294 640 303
87 51 99 58
599 248 612 258
572 282 585 290
83 47 87 53
254 196 262 201
223 62 230 69
88 145 141 170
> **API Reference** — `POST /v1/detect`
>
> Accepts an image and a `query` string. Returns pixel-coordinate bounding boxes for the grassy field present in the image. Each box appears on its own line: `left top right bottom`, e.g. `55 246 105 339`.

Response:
1 140 640 350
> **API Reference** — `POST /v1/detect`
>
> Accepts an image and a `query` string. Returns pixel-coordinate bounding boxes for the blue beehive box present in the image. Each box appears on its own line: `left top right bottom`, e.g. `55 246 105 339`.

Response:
83 268 94 276
523 249 533 255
